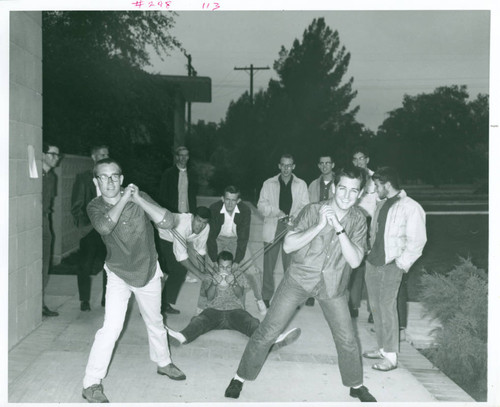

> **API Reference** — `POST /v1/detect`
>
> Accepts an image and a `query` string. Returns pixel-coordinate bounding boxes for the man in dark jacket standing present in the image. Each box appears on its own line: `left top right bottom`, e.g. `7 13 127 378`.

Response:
158 146 197 213
157 146 198 283
207 186 267 315
71 145 109 311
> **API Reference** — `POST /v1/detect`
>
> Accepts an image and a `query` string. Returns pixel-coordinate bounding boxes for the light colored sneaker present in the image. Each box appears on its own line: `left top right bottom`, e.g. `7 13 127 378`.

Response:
256 300 267 315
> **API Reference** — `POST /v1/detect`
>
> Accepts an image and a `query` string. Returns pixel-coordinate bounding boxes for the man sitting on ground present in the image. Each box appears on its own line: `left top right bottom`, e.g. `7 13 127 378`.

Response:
166 251 301 349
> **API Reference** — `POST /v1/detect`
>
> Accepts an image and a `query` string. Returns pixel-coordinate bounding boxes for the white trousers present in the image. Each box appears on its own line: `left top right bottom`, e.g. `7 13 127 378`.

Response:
83 263 171 387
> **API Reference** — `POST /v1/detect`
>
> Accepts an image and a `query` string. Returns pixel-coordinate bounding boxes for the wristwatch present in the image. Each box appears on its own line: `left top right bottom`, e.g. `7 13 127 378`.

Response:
336 229 346 236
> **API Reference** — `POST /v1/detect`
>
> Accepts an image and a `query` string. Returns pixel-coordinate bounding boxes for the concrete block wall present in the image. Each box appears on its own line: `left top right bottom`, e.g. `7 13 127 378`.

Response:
9 11 44 349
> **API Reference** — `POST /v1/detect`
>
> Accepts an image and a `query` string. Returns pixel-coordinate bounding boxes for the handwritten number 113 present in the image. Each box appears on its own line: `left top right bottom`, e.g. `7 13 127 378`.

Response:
202 2 220 10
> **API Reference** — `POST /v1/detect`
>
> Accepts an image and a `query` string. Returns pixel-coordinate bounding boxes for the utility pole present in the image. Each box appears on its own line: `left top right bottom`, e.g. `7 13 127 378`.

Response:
184 52 197 136
234 64 270 104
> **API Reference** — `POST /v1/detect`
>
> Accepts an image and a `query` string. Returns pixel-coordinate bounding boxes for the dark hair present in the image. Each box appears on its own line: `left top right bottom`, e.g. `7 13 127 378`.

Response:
352 145 370 159
318 155 334 163
334 165 367 190
372 166 401 190
223 185 241 197
280 153 294 163
195 206 211 221
43 142 58 153
93 158 123 177
174 146 189 155
217 250 234 264
91 145 109 156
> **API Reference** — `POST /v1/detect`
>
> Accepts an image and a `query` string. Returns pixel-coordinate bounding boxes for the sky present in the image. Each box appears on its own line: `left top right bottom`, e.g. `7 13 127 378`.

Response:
145 10 490 132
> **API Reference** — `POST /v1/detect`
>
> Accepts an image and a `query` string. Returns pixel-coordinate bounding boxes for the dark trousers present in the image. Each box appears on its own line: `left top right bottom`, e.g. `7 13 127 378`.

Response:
348 262 365 310
159 239 187 308
42 215 52 304
363 272 407 328
237 274 363 387
77 229 107 302
262 220 291 301
181 308 260 343
365 262 404 352
398 273 408 329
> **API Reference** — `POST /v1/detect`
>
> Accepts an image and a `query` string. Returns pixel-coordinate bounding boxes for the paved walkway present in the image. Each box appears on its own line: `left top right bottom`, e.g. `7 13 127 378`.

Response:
8 199 475 403
8 272 474 403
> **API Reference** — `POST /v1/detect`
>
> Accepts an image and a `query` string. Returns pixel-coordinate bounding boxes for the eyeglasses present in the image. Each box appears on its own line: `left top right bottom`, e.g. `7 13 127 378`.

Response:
319 161 332 166
95 173 121 183
46 152 60 158
353 155 367 161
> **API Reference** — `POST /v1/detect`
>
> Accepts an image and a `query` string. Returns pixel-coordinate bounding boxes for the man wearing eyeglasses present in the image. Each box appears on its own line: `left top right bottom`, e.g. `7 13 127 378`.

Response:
82 158 185 403
71 145 110 311
257 154 309 308
42 142 61 317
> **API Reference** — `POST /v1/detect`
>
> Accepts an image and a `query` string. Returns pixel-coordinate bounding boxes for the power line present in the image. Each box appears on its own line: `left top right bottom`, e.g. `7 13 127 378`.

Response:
234 64 270 104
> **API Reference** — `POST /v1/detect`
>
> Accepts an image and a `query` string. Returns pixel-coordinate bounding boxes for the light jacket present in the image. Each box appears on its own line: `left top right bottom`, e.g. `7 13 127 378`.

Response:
370 189 427 272
257 174 309 242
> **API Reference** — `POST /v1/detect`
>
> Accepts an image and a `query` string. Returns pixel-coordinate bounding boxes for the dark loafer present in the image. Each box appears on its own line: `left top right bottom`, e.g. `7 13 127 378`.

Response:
224 379 243 398
350 385 377 402
157 363 186 380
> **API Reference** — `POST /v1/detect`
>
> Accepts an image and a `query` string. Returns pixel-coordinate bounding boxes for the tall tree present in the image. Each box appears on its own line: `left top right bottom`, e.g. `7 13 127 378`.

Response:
43 11 182 194
213 18 362 197
376 85 488 185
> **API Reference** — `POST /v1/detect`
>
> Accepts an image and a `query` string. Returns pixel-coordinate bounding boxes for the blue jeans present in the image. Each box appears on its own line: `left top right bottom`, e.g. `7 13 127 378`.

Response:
236 273 363 387
181 308 260 343
365 261 404 353
262 219 291 301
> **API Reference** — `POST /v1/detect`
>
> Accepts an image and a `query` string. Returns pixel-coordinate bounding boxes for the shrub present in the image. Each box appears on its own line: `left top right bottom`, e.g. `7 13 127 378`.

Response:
420 258 488 401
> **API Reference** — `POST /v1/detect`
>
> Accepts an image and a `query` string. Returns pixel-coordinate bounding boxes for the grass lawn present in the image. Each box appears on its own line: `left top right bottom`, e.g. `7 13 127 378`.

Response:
407 214 488 301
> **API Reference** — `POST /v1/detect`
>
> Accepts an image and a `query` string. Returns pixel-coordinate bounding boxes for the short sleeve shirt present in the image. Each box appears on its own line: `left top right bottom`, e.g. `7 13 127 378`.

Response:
158 213 209 262
204 272 247 310
87 191 173 287
288 201 368 298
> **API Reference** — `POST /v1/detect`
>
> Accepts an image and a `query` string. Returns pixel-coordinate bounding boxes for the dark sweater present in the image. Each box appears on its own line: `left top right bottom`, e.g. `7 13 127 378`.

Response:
207 200 251 264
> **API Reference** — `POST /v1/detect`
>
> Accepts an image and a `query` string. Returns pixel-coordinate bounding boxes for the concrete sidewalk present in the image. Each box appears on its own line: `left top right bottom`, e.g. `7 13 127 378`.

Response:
9 269 474 404
8 199 475 403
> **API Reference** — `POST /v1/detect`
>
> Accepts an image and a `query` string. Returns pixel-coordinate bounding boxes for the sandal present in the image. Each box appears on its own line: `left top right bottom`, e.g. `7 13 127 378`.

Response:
372 359 397 371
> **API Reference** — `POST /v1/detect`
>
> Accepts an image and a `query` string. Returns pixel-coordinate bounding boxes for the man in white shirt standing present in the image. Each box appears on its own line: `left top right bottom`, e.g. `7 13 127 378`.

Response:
207 186 267 315
159 206 211 316
257 154 309 308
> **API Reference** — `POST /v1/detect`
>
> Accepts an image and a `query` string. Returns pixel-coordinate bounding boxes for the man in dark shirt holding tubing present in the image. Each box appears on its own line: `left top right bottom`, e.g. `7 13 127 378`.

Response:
82 158 185 403
224 166 377 402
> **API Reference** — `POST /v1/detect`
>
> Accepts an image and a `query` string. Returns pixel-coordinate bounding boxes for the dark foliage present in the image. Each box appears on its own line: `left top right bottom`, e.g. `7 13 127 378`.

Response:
43 11 181 193
420 258 487 401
